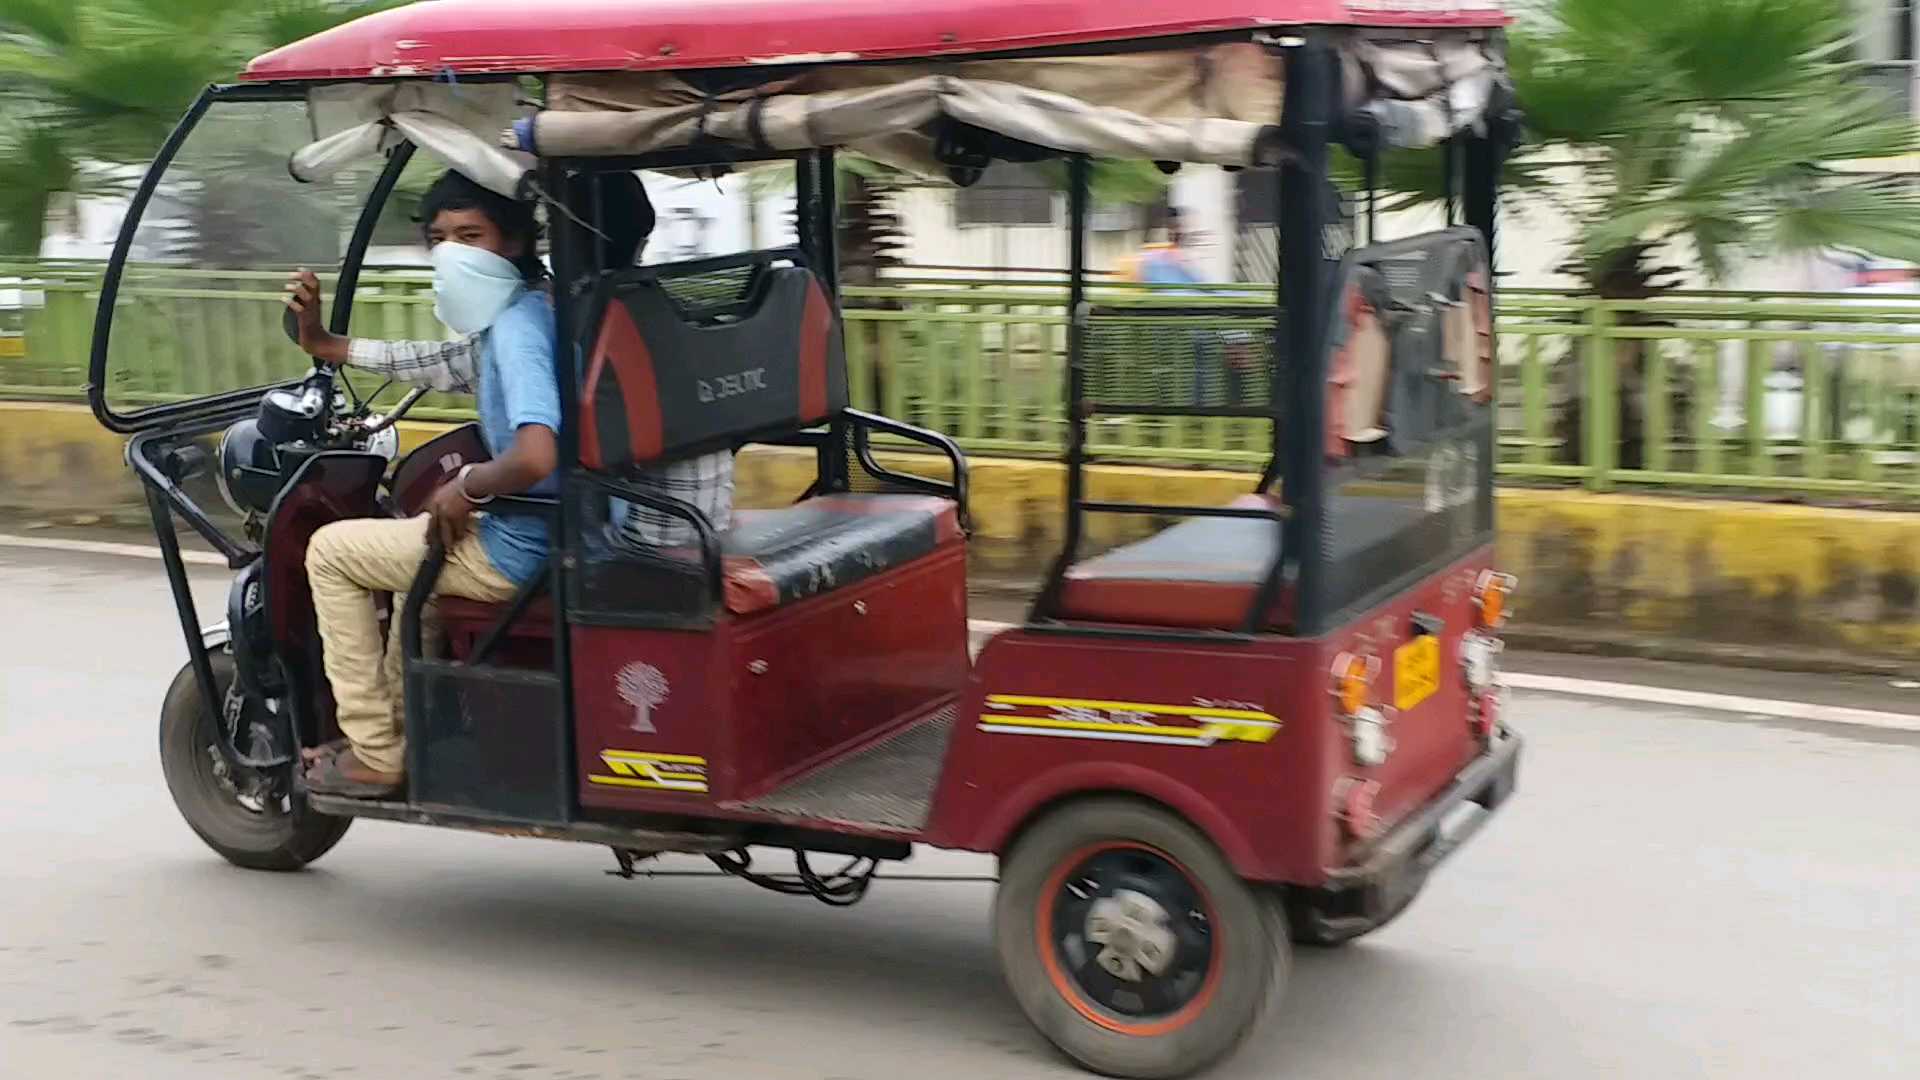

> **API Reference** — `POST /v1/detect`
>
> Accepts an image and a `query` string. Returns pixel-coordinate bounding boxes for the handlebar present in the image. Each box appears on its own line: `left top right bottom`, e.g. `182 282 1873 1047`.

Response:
362 385 430 435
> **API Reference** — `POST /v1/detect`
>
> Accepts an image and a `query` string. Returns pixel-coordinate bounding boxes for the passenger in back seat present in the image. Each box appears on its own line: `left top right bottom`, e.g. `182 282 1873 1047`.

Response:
557 173 735 549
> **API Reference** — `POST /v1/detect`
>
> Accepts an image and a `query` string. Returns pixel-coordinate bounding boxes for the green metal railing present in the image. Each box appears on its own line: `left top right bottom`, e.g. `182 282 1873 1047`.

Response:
12 259 1920 499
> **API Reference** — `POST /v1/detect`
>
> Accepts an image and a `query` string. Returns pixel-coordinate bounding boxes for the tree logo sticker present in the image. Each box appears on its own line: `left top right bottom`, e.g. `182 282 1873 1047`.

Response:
616 663 670 733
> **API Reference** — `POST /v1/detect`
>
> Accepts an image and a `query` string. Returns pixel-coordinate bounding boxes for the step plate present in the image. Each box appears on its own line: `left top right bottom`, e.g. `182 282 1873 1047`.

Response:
731 706 956 831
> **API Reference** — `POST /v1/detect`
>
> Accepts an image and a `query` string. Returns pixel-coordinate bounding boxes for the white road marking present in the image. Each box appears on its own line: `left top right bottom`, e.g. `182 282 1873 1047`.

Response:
967 619 1920 735
1499 672 1920 734
0 532 228 567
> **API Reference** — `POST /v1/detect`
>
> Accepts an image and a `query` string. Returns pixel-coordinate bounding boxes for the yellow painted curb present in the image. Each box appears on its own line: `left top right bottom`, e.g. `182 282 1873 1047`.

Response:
4 402 1918 656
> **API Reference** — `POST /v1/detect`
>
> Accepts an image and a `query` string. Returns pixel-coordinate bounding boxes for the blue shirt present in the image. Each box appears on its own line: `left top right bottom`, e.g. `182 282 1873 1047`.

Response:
475 290 561 585
1139 247 1202 287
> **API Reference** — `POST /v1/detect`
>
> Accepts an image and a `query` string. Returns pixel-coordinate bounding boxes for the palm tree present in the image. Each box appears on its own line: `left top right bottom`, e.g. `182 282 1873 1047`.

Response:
1513 0 1920 296
0 0 415 254
1365 0 1920 295
1366 0 1920 467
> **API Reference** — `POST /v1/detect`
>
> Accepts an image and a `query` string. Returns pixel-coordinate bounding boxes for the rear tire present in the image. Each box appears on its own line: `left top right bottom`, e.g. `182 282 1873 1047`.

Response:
159 654 350 871
994 798 1287 1079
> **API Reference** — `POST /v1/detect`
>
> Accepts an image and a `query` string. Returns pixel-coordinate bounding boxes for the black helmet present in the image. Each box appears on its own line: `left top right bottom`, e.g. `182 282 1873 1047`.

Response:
217 419 286 516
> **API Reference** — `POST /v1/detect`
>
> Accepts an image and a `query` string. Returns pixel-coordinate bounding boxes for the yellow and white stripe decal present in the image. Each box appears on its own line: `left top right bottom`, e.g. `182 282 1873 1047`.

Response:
980 695 1280 747
590 750 710 793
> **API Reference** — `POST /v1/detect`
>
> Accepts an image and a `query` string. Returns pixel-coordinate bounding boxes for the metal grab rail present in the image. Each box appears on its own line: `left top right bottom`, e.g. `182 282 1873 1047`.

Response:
18 259 1920 499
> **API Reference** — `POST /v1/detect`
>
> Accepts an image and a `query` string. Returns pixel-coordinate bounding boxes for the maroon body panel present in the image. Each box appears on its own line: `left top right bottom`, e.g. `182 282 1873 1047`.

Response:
260 453 387 653
571 541 968 817
391 424 488 518
925 546 1495 885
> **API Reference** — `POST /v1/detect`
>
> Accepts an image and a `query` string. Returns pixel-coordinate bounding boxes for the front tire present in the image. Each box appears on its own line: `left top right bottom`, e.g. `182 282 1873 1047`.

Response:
159 653 349 871
994 799 1287 1079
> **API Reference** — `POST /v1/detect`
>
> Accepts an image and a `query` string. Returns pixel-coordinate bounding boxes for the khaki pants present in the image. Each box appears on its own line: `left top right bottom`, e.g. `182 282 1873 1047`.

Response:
305 515 516 774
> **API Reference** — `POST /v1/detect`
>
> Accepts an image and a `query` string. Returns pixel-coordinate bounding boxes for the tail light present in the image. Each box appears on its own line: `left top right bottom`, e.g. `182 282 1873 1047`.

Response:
1331 652 1379 716
1474 571 1518 630
1465 571 1514 744
1330 652 1394 767
1334 777 1383 841
1460 632 1503 694
1469 688 1502 739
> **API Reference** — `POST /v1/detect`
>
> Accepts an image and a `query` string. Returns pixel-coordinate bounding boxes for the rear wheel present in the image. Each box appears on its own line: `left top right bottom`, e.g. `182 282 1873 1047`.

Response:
159 653 350 871
994 799 1287 1079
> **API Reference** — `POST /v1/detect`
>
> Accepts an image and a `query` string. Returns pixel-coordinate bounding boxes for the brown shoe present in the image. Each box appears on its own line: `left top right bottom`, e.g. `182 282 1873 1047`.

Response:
304 747 403 799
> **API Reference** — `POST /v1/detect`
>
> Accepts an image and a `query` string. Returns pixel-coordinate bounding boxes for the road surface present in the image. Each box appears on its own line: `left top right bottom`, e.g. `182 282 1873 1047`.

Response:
1 545 1916 1079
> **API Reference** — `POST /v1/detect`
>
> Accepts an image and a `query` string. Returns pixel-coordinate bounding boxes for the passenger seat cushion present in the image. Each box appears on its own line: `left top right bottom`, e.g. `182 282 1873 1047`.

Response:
1057 494 1288 630
722 494 961 615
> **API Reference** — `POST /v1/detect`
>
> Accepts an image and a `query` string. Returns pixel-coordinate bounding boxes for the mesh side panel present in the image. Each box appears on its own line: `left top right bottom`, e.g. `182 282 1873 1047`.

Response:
656 265 758 319
1085 312 1276 413
838 424 956 496
407 661 568 823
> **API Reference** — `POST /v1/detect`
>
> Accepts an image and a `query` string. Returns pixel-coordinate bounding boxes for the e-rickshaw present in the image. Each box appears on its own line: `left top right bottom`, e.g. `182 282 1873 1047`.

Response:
90 2 1524 1075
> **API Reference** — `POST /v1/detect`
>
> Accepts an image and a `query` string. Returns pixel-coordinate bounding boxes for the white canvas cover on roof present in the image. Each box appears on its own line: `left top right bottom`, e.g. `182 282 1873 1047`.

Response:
286 33 1508 193
526 35 1506 168
290 82 534 197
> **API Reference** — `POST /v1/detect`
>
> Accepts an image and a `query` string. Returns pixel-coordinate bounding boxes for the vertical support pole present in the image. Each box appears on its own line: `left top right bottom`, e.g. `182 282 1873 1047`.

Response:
147 484 223 732
1694 339 1721 477
540 154 580 817
1278 37 1337 635
1027 155 1091 622
332 141 416 336
1802 341 1828 479
1645 342 1670 474
1465 121 1503 522
1522 335 1548 466
817 148 841 302
1364 152 1379 246
1745 339 1771 476
1062 154 1092 565
796 151 820 268
1584 303 1617 491
816 150 853 492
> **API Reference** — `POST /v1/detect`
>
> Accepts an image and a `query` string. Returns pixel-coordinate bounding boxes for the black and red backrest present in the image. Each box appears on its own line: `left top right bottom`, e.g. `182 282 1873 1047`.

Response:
578 249 846 471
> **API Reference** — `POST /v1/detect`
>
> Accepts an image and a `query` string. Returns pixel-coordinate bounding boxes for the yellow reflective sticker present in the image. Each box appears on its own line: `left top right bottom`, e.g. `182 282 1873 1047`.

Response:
1394 636 1441 712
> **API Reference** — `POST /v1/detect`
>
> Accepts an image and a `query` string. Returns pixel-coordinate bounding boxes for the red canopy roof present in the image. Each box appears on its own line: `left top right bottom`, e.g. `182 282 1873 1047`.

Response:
243 0 1508 82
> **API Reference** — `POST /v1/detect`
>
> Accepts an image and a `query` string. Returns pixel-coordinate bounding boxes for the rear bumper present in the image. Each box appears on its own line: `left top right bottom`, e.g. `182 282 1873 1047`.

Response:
1293 726 1523 943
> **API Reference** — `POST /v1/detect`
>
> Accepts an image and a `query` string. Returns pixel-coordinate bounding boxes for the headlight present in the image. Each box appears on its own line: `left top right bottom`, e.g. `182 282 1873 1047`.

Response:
216 420 282 516
363 423 399 462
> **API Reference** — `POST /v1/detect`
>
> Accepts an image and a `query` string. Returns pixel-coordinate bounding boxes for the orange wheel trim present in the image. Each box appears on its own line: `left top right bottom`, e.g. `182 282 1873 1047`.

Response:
1033 841 1223 1038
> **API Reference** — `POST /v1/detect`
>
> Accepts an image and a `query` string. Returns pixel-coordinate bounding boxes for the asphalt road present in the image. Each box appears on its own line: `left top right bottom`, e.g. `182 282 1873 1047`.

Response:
2 546 1916 1079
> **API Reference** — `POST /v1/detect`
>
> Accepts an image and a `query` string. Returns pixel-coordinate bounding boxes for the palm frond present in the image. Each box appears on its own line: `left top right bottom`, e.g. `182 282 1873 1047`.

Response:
0 0 80 48
1760 180 1920 264
261 0 415 51
0 123 73 254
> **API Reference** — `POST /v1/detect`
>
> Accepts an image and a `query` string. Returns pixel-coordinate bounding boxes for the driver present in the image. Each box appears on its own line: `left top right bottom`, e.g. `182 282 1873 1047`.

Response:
282 170 560 798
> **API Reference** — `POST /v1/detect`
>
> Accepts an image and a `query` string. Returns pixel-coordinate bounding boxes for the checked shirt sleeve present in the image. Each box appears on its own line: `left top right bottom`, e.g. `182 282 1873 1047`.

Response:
345 335 480 394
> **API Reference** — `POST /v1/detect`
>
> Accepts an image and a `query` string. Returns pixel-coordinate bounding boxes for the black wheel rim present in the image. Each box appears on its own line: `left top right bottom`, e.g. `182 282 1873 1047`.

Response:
191 690 286 817
1044 844 1217 1029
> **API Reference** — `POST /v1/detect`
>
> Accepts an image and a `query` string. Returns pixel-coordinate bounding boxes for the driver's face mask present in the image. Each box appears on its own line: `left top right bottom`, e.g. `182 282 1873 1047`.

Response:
431 241 525 335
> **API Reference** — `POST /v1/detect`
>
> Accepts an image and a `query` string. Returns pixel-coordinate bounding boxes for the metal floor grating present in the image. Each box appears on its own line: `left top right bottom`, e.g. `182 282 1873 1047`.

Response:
731 706 956 831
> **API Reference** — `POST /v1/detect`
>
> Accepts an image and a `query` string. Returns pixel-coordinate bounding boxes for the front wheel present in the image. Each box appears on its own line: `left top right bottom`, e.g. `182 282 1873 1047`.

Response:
159 653 350 871
994 799 1287 1079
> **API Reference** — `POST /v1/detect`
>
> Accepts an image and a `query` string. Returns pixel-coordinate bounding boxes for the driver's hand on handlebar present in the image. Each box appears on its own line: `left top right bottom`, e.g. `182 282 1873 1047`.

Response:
283 270 350 367
425 482 477 550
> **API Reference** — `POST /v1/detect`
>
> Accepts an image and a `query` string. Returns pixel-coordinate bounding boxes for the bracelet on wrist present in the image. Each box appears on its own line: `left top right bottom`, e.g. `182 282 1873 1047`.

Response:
456 464 495 506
